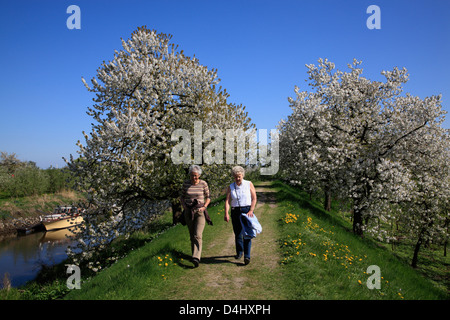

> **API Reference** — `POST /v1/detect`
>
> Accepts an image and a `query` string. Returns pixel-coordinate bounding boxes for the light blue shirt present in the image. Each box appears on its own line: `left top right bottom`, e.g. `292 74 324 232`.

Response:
240 213 262 239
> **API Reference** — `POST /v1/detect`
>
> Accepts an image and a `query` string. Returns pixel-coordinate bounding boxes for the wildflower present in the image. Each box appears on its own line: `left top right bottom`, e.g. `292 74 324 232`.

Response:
358 280 362 285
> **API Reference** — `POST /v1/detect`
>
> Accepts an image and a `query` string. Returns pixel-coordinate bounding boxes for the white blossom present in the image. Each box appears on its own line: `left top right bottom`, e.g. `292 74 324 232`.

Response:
279 58 448 248
65 27 254 262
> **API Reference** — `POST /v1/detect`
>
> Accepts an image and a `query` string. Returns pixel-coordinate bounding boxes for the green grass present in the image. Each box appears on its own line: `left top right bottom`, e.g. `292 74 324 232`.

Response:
2 180 447 300
64 194 286 300
272 180 448 300
66 220 191 299
0 190 85 220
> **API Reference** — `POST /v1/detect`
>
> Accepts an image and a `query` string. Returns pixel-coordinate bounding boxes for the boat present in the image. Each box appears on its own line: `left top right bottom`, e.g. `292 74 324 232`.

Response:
16 222 45 235
40 226 80 242
40 205 84 231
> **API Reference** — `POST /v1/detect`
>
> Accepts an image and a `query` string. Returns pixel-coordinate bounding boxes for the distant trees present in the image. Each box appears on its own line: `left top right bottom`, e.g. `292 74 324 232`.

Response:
279 58 449 266
0 151 73 197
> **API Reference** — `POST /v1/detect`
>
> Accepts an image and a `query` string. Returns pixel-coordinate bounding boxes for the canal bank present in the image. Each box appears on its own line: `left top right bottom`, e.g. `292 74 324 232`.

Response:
0 190 86 235
0 191 87 291
1 209 176 299
0 216 42 236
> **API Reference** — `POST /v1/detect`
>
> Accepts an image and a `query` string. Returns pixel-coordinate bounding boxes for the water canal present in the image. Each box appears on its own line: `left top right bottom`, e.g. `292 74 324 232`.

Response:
0 228 77 288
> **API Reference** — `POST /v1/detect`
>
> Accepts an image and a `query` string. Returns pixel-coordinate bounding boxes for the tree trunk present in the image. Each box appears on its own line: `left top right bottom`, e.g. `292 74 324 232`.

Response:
444 217 448 257
444 238 447 257
171 199 182 225
411 231 424 268
324 192 331 212
324 184 331 212
352 208 364 237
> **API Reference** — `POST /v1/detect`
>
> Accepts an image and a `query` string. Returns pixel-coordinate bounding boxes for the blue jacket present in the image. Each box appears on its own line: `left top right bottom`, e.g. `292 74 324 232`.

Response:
240 213 262 239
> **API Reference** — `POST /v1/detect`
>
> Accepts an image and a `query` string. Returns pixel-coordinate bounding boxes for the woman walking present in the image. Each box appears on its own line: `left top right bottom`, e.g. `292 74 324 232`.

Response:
180 165 212 267
224 166 258 265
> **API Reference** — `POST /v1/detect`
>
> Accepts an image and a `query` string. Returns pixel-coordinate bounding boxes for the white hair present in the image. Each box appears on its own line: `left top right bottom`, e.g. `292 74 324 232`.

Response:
189 165 202 175
231 166 245 177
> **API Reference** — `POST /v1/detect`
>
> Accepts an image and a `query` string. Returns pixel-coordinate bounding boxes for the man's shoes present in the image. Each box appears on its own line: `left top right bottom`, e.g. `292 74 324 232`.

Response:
235 253 243 260
244 257 250 265
192 258 199 268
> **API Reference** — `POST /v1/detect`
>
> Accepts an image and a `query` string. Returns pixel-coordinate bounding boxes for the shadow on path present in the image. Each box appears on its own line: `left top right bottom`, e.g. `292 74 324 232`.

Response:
171 250 242 268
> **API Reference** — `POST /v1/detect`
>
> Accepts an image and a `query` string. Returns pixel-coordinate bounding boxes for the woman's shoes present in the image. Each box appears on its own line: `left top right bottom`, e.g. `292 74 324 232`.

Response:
235 254 251 265
192 258 199 268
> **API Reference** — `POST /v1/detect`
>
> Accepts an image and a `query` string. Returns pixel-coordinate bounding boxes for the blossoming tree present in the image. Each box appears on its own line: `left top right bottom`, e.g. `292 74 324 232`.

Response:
395 123 449 267
279 58 448 243
65 27 254 263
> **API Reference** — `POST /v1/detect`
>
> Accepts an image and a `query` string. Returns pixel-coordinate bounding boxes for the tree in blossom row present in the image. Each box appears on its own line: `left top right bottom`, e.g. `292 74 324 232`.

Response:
65 27 254 263
278 58 449 267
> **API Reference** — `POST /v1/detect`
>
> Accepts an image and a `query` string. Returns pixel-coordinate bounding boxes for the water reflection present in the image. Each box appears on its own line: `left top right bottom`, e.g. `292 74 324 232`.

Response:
0 228 78 288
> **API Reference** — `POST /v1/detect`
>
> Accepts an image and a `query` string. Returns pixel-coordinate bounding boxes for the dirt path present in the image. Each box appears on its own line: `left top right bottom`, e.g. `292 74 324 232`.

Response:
167 181 286 300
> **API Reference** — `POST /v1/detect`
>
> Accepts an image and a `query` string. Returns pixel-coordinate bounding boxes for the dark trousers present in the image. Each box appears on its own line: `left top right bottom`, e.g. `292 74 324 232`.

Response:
231 206 252 259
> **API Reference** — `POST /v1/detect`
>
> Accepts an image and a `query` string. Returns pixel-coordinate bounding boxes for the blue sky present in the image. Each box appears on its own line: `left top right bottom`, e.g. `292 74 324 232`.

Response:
1 0 449 168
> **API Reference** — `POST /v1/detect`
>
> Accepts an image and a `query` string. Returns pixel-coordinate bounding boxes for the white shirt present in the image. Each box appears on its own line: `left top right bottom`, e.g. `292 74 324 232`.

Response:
230 179 252 207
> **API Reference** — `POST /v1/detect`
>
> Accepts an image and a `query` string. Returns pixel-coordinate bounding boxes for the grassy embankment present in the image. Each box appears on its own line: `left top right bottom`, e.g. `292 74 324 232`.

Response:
0 190 85 222
1 180 447 300
272 181 447 299
65 180 446 300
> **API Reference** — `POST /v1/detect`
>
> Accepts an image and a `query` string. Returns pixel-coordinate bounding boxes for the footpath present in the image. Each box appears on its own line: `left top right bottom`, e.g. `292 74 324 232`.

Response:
159 181 287 300
63 180 287 300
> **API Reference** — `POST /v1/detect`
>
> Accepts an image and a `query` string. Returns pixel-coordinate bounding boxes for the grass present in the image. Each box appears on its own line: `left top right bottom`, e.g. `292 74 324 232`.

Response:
1 180 447 300
272 180 448 300
0 190 85 220
64 191 287 300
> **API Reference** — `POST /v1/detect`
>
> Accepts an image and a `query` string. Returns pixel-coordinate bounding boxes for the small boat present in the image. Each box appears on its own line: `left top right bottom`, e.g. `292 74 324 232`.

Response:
16 222 45 235
40 205 84 231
